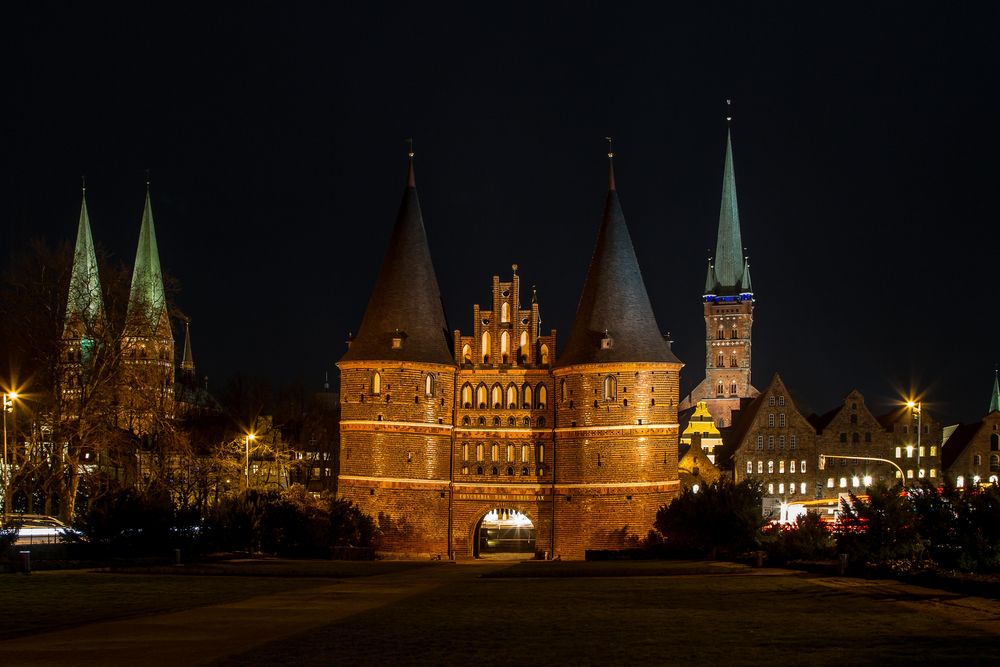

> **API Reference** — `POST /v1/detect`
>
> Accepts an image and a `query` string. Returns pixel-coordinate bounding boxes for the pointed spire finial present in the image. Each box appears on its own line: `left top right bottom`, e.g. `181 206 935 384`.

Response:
725 98 732 124
81 175 87 197
605 136 616 191
145 168 150 189
405 138 415 187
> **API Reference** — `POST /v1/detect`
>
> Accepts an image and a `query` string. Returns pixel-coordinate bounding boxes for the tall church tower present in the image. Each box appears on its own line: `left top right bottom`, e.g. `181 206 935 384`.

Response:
61 184 105 416
337 151 456 555
552 150 683 559
681 124 758 427
120 184 175 434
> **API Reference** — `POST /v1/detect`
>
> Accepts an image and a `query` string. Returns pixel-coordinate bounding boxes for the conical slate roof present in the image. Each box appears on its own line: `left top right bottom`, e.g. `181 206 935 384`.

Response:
557 159 679 367
340 156 453 365
127 187 168 329
64 189 104 334
707 129 749 295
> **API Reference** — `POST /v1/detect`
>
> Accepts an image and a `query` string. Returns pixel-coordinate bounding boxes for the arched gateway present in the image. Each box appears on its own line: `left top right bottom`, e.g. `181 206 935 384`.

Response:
473 508 536 559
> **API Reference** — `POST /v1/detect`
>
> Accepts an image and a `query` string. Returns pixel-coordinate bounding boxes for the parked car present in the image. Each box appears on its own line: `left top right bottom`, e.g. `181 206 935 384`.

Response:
1 514 81 545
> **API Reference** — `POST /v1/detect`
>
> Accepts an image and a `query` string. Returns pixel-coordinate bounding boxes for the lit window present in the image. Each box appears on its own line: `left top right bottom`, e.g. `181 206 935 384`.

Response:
863 475 872 486
768 460 774 474
746 461 753 474
956 475 965 487
906 446 914 458
491 443 498 462
372 371 382 395
929 468 936 478
537 444 544 464
604 376 617 401
476 443 484 462
501 301 510 323
852 476 859 488
800 482 807 494
930 446 937 456
539 344 549 365
779 460 785 474
481 331 492 364
790 460 796 473
500 331 510 363
839 477 847 488
768 483 774 495
919 446 925 457
462 443 468 462
757 461 763 474
778 483 785 494
827 478 834 488
424 374 435 397
895 446 901 458
522 445 529 463
801 460 806 473
537 384 547 409
907 469 914 479
461 384 473 408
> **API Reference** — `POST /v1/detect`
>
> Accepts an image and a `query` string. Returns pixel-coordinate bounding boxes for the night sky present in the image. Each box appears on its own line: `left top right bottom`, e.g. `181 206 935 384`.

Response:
6 3 997 425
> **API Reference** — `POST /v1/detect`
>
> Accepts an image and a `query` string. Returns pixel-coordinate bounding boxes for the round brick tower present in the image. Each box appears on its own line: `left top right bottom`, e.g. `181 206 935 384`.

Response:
338 151 456 556
552 151 683 559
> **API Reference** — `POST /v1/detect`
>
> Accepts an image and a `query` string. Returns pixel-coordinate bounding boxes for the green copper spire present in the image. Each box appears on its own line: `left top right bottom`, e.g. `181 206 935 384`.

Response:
703 258 715 295
127 186 167 329
989 371 1000 414
712 128 746 292
64 186 104 334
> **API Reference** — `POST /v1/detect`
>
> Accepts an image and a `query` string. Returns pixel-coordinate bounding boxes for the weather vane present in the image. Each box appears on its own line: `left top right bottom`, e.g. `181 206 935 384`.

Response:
726 98 732 123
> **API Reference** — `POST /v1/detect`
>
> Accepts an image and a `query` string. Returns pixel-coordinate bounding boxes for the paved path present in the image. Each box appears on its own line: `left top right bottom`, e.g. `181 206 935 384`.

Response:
0 562 509 667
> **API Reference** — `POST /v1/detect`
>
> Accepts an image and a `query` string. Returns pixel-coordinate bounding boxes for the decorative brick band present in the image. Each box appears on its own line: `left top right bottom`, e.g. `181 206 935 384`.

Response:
554 423 678 437
341 420 453 436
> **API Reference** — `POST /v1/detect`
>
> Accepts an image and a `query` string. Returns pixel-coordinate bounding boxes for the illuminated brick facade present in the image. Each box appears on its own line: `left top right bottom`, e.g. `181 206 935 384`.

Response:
338 155 681 559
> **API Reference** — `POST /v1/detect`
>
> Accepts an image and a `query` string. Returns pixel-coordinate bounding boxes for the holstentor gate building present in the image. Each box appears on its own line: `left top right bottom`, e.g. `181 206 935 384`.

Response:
338 148 702 559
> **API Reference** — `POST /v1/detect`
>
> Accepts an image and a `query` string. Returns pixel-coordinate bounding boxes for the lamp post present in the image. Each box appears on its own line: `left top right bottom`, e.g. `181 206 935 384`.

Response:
907 400 922 479
2 392 17 514
245 432 255 490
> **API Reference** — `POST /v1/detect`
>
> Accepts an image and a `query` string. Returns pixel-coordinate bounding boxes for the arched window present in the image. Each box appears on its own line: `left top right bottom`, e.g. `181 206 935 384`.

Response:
717 381 724 396
461 383 473 408
507 444 514 462
521 445 529 463
730 353 738 368
462 344 472 364
490 443 498 462
717 352 725 367
372 371 382 395
476 384 488 409
476 443 484 462
992 434 999 451
462 416 470 426
536 384 547 409
500 331 510 364
481 331 491 364
522 383 533 409
730 324 738 339
491 384 502 409
537 444 545 463
462 443 468 461
493 416 501 427
501 302 510 323
974 454 982 466
717 325 724 340
604 375 617 401
519 331 529 363
991 454 1000 472
508 416 515 426
506 384 517 408
424 374 434 397
730 381 737 395
539 344 550 365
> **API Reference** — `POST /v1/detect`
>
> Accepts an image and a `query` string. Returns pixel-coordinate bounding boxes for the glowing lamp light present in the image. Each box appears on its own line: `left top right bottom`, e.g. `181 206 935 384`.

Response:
863 475 872 486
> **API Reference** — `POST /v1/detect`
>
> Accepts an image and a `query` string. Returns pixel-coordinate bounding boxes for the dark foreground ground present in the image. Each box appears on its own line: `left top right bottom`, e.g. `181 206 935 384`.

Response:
1 559 998 666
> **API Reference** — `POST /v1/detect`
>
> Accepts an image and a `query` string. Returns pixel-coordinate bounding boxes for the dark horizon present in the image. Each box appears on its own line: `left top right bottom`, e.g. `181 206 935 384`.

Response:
6 3 998 426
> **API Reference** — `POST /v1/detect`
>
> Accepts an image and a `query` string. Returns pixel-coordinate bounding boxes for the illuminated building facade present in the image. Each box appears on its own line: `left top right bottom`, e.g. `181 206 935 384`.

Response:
338 153 681 559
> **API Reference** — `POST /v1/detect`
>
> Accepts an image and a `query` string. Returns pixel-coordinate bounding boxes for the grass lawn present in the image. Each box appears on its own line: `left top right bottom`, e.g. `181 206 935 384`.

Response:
214 564 1000 666
0 559 434 640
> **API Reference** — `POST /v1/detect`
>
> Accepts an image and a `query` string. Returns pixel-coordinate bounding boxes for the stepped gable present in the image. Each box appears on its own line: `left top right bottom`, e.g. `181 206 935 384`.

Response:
341 154 452 365
556 155 679 367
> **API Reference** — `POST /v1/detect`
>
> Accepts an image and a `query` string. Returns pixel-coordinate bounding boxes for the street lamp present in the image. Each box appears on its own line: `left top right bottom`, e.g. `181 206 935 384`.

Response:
245 432 256 490
2 391 18 513
907 400 922 478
